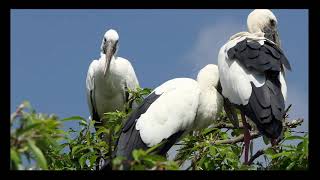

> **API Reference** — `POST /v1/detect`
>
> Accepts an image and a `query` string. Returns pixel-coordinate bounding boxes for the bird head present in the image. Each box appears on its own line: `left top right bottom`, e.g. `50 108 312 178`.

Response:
197 64 220 90
247 9 281 47
100 29 119 76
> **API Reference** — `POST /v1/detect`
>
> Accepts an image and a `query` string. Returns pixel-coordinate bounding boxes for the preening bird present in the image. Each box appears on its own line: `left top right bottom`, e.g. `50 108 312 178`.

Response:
217 9 291 164
86 29 140 126
109 64 223 169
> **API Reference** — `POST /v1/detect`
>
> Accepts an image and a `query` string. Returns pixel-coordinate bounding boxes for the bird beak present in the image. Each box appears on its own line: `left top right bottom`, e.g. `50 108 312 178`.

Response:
103 41 117 76
273 30 281 48
263 26 281 48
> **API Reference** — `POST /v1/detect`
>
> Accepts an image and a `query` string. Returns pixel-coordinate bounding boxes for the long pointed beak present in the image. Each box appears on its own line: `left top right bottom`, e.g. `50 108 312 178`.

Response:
103 41 116 76
273 30 281 48
263 27 281 48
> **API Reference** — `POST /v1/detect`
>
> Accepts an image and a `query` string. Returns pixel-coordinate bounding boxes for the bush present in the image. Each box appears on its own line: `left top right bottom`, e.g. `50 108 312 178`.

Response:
10 88 308 170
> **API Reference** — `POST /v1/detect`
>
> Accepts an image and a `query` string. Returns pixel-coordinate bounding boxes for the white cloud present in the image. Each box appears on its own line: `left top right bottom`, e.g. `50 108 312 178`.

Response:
182 18 245 77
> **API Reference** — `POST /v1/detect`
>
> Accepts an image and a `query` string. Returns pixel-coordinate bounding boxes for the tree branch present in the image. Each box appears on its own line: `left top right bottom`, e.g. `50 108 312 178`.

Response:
11 103 26 123
212 131 260 145
284 118 304 129
206 118 304 146
248 149 265 165
210 118 303 130
211 122 244 129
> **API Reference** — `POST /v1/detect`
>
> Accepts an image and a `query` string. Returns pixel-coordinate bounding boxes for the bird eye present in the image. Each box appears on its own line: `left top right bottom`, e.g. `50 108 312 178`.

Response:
270 19 276 27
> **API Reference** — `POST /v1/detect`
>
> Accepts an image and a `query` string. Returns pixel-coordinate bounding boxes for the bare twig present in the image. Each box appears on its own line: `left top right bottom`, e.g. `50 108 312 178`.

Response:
248 149 265 165
11 103 26 123
289 130 308 134
211 131 260 145
247 144 280 165
285 118 304 129
284 104 292 115
209 118 303 131
211 122 244 129
205 119 303 146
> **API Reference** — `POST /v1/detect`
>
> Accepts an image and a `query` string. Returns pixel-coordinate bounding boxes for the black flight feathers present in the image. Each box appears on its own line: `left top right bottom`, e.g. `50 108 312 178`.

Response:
114 91 184 163
122 92 161 133
227 38 291 72
227 38 290 139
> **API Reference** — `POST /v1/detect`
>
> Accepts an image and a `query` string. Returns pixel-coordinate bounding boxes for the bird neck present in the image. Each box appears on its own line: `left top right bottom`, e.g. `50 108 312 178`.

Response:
197 78 217 93
100 54 116 75
194 86 222 130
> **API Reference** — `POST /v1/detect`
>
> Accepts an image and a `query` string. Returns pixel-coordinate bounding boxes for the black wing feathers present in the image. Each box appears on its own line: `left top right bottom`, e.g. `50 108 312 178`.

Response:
90 90 100 123
122 92 161 132
114 91 185 163
228 38 289 139
241 73 285 139
228 39 291 72
115 92 161 160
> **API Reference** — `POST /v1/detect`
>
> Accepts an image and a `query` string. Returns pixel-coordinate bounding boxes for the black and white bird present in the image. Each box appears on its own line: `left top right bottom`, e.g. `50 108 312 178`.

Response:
110 64 223 168
86 29 140 125
217 9 291 164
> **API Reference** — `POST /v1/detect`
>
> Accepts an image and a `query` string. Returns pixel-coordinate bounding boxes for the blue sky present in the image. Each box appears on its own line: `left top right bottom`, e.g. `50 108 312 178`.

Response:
11 9 308 166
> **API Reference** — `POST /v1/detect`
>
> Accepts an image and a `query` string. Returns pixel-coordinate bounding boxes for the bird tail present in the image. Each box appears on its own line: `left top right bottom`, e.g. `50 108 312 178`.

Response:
242 71 285 139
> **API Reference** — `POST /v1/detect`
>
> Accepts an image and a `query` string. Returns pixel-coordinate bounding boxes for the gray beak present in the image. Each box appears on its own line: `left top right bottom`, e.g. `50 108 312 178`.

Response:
273 30 281 48
264 28 281 48
103 41 117 76
263 26 281 47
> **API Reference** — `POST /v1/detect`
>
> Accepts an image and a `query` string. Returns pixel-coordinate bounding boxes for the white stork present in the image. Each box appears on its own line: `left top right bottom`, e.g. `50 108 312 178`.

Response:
107 64 223 169
217 9 291 164
86 29 140 126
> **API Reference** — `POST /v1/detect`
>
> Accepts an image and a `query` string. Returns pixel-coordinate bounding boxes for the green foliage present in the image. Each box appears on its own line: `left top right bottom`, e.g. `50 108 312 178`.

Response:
264 131 308 170
112 148 179 170
174 111 309 170
10 89 308 170
10 101 64 170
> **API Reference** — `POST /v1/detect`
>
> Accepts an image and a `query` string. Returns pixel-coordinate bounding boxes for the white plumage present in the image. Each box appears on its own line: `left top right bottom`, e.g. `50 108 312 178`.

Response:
217 9 291 164
218 32 287 106
86 29 139 123
114 64 223 160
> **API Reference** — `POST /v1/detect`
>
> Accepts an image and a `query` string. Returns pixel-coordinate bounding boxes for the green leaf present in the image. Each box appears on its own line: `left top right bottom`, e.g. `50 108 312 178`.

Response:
79 154 88 169
16 122 42 136
271 151 293 159
140 88 152 95
71 145 85 155
89 154 97 167
286 161 296 170
61 116 88 126
132 150 143 161
10 148 21 168
96 127 108 136
303 137 309 156
27 139 48 170
284 135 305 141
264 148 275 156
73 146 92 156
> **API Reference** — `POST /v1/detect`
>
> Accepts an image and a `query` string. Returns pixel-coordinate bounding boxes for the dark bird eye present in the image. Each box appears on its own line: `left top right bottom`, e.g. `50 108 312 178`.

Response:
270 19 276 27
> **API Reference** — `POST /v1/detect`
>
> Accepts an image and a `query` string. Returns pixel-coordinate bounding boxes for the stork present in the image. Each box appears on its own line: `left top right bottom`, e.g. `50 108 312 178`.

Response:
105 64 223 169
86 29 140 169
217 9 291 164
86 29 140 125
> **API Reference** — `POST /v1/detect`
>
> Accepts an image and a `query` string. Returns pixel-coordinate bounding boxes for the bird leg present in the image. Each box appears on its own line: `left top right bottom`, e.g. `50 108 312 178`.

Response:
241 112 250 165
223 98 239 128
271 138 278 147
